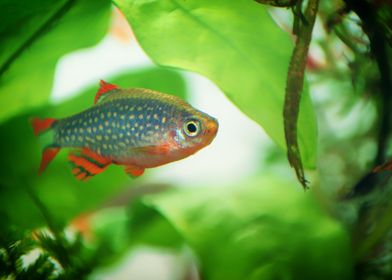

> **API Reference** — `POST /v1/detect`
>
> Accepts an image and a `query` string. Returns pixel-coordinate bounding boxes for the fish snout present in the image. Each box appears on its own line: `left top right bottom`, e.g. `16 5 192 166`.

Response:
205 118 219 136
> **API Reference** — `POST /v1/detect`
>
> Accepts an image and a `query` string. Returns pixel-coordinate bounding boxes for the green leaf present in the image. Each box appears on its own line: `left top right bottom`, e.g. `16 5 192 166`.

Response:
144 177 353 280
89 201 183 265
0 0 111 124
115 0 317 167
0 67 186 230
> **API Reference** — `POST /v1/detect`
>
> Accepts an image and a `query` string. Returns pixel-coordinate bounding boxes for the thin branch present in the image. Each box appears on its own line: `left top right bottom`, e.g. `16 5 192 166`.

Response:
283 0 319 189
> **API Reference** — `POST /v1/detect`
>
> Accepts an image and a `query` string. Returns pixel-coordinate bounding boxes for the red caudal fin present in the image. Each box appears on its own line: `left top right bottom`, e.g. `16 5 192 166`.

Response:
39 147 60 175
94 80 119 104
30 117 56 136
30 117 59 174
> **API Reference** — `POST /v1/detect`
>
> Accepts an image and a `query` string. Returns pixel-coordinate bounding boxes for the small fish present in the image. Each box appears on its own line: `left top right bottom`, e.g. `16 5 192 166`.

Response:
31 80 218 181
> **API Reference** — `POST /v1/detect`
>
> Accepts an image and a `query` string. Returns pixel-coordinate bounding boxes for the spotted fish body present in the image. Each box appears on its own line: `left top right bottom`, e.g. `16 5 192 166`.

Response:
31 81 218 180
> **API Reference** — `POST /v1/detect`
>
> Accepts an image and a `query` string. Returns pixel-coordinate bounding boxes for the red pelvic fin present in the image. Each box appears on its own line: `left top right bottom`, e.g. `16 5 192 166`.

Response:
94 80 119 104
124 165 145 178
39 147 60 174
68 149 111 181
30 117 56 136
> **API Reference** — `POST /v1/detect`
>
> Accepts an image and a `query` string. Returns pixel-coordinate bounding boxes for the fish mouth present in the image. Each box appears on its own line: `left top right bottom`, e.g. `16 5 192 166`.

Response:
205 118 219 136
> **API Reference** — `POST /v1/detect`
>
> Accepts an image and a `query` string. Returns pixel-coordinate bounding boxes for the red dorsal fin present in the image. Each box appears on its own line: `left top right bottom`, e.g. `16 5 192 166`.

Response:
39 147 60 174
94 80 119 104
30 117 56 136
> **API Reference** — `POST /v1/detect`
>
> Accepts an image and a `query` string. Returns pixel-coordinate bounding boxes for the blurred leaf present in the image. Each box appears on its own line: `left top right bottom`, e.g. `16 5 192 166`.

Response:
143 177 353 280
127 199 183 248
90 201 183 265
115 0 317 167
0 0 111 124
0 67 186 230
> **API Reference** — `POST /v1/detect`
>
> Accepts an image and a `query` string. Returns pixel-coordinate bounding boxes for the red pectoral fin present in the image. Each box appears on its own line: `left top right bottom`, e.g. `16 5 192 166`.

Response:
38 147 60 174
124 165 145 178
68 148 111 181
94 80 118 104
132 144 170 155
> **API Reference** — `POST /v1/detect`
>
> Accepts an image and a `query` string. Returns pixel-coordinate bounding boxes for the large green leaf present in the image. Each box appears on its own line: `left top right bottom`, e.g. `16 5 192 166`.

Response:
0 0 111 124
115 0 317 167
0 67 186 230
144 178 353 279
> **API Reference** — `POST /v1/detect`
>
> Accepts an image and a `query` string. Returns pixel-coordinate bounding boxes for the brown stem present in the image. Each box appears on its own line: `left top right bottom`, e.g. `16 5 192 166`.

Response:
284 0 319 189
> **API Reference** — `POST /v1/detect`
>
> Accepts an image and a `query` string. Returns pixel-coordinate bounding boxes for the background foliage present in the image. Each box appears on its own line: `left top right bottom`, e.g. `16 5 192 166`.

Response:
0 0 391 279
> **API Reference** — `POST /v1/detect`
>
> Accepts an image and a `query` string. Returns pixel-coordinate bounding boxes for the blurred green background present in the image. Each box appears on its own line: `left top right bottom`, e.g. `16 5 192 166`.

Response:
1 0 391 279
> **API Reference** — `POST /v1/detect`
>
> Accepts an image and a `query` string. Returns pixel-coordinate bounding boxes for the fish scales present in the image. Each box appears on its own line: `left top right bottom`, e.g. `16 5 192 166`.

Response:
55 96 180 158
31 80 218 180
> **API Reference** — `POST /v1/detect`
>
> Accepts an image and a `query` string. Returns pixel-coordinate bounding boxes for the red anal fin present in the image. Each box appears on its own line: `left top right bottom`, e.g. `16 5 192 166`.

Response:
68 149 111 181
81 148 110 165
39 147 60 174
31 117 56 136
124 165 145 178
94 80 119 104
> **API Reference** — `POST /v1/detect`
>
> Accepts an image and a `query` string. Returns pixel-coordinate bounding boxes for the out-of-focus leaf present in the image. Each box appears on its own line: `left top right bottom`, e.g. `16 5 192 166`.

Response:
0 0 111 124
89 201 183 265
127 199 183 248
115 0 317 167
143 177 353 280
0 67 186 230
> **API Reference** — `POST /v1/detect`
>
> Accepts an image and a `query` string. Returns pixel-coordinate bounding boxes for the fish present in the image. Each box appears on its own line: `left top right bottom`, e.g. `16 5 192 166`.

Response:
31 80 218 181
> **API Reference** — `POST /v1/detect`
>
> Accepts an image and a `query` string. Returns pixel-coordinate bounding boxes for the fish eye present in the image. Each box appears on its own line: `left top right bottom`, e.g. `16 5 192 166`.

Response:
183 119 201 137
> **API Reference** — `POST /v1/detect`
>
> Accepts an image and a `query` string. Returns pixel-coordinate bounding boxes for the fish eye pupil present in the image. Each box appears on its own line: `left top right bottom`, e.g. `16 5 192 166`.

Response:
187 122 197 133
183 120 200 137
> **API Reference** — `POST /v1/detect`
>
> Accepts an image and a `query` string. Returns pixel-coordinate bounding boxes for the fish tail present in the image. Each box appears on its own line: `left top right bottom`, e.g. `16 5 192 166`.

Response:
30 117 60 174
30 117 56 136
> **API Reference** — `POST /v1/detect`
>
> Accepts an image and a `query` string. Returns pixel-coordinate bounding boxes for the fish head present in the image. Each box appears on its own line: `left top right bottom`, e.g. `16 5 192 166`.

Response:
170 109 219 155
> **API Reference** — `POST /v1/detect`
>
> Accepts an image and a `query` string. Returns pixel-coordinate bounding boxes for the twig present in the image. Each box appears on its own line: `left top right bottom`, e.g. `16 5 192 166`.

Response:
284 0 319 189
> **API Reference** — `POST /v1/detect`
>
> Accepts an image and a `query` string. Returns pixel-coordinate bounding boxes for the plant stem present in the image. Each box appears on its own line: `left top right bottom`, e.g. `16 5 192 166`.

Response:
343 0 392 262
284 0 319 189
